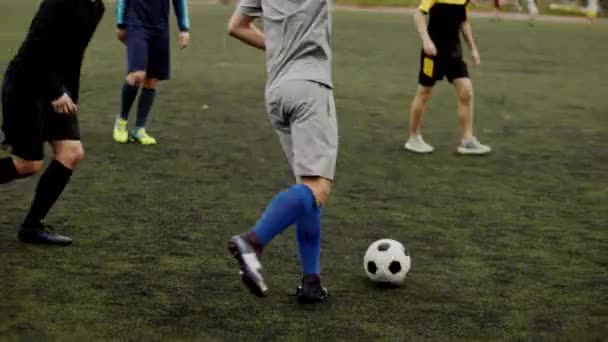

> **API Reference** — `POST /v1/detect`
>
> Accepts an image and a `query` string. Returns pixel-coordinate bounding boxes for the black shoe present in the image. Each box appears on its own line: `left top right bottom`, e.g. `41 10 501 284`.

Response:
18 221 72 246
296 277 328 304
228 235 268 297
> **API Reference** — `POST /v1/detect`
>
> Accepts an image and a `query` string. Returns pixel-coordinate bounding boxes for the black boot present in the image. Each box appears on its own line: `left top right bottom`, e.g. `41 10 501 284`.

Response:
18 220 72 246
296 275 328 304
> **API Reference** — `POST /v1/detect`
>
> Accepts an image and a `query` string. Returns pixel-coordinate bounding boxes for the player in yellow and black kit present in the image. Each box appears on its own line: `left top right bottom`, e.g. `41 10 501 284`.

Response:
404 0 491 155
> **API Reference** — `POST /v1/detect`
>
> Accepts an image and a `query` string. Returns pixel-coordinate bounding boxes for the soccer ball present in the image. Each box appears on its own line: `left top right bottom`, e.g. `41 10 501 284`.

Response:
364 239 411 285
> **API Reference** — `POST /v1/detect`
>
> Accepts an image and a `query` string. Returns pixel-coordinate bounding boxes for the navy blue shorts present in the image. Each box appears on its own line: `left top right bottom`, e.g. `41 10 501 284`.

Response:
127 26 170 81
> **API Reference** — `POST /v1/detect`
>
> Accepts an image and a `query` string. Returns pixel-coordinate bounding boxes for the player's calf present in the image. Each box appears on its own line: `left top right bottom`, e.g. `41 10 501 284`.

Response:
405 86 435 154
123 77 159 145
453 78 475 140
0 157 43 184
20 150 77 245
452 78 491 155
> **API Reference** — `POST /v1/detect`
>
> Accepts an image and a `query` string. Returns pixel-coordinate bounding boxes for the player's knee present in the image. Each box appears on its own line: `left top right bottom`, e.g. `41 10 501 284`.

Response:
458 86 473 103
143 78 158 89
55 142 84 169
300 177 332 206
13 159 43 177
417 87 433 102
127 71 146 87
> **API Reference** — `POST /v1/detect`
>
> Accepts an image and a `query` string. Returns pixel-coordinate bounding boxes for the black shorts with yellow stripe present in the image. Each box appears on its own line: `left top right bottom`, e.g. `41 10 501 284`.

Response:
418 51 469 87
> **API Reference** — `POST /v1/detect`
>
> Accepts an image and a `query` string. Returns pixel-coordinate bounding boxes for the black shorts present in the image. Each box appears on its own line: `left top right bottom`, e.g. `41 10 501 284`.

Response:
1 75 80 161
418 51 469 87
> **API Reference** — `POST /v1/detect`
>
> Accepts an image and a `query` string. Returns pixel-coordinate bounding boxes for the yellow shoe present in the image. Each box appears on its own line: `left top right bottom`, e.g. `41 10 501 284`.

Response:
113 117 129 144
129 128 157 145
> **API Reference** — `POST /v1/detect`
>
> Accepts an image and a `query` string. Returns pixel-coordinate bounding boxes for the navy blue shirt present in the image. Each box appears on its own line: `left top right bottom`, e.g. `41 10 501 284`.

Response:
116 0 189 32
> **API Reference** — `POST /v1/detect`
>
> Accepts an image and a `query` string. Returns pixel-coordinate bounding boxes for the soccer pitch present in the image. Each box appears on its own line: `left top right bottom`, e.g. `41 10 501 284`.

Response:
1 1 607 340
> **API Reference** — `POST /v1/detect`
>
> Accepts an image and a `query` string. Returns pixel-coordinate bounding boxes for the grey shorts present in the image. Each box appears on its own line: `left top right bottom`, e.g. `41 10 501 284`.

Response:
266 80 338 180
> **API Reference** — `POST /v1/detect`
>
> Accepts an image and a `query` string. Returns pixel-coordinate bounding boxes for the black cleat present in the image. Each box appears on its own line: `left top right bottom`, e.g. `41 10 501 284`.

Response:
296 277 328 304
18 221 72 246
228 235 268 297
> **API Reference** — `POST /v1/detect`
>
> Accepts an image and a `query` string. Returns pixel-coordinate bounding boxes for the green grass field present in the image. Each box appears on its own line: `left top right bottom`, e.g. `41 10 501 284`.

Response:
1 1 607 340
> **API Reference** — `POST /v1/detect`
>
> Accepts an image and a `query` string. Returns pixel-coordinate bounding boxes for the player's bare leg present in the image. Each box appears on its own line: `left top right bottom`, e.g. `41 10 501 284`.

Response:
492 1 502 22
9 158 44 179
527 0 538 26
452 78 491 155
0 155 42 184
53 140 84 170
453 78 474 141
405 85 434 154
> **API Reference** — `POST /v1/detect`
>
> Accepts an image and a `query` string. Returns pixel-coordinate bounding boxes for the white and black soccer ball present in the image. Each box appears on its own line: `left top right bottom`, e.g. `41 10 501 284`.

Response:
364 239 411 285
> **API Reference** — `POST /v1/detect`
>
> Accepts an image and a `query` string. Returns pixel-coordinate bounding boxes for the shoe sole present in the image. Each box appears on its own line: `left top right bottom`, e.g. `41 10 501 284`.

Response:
457 148 492 155
228 239 268 297
128 137 157 145
18 236 72 246
113 136 129 144
297 295 328 304
404 144 434 154
404 147 434 154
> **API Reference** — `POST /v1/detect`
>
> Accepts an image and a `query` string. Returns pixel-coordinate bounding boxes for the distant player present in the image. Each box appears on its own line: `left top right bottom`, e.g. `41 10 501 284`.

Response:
404 0 491 155
493 0 503 20
0 0 104 245
587 0 599 22
113 0 191 145
226 0 338 304
527 0 539 25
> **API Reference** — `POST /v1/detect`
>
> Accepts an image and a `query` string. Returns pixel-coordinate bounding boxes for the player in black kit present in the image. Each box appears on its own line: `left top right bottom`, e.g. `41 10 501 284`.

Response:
0 0 105 245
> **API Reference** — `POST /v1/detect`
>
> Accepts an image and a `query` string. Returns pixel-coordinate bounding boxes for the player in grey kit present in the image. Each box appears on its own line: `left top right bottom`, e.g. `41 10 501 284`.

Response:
226 0 338 303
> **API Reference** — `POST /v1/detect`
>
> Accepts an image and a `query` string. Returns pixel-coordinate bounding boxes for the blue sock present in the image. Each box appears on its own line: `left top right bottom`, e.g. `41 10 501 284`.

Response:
120 82 139 120
296 206 322 276
135 88 156 128
251 184 316 247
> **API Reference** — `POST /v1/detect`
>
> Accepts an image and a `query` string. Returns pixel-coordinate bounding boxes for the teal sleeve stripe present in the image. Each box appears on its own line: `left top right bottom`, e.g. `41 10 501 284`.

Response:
116 0 126 25
173 0 190 31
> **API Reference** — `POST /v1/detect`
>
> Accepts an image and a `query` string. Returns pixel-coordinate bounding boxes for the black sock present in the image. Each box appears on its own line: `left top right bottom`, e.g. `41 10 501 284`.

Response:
303 274 321 285
120 82 140 120
0 157 19 184
135 88 157 128
24 160 73 225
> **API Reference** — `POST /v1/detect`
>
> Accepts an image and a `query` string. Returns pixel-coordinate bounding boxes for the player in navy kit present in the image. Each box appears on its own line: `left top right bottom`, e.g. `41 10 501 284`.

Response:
113 0 190 145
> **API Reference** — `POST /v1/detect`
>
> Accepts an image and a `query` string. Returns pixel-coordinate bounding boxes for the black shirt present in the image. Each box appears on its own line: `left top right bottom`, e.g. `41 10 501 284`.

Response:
419 0 469 58
6 0 105 103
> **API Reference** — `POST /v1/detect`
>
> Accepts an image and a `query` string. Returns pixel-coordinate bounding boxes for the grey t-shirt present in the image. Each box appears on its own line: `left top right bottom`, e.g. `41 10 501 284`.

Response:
236 0 333 90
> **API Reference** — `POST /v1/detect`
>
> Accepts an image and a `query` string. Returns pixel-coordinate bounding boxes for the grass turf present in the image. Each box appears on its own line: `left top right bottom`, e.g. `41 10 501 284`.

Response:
1 1 607 340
